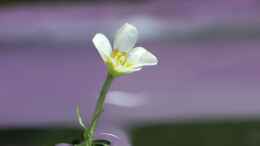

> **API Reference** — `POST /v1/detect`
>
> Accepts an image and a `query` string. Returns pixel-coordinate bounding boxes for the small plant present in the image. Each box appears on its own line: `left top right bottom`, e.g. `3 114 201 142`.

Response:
76 23 158 146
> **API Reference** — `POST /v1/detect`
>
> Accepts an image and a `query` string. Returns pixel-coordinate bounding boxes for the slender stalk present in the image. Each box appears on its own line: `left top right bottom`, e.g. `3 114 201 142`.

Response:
84 73 114 146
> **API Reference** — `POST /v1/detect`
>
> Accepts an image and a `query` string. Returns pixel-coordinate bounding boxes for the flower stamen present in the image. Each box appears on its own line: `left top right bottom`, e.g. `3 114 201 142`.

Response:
112 49 132 67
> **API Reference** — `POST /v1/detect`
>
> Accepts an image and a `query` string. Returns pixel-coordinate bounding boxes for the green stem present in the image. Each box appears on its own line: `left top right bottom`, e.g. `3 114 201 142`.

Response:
84 73 114 146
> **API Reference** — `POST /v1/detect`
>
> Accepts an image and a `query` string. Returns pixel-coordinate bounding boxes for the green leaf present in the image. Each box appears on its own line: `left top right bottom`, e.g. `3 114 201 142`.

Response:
92 139 111 146
76 105 87 129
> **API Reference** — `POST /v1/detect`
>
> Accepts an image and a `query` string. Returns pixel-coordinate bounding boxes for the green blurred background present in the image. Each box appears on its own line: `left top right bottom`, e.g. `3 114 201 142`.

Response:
2 120 260 146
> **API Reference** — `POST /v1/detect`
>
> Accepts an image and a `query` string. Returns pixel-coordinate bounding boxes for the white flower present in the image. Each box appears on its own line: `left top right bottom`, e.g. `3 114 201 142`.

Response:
92 23 158 77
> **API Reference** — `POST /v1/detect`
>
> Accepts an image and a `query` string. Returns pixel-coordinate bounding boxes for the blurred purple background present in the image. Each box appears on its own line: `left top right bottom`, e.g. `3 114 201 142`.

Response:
1 0 260 131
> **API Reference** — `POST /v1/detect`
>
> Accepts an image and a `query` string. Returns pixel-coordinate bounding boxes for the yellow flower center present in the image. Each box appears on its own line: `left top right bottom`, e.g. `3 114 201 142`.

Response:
111 49 132 68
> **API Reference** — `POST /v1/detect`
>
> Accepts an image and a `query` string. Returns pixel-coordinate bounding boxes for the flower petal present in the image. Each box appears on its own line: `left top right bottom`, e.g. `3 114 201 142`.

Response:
128 47 158 67
113 23 138 52
92 33 112 62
